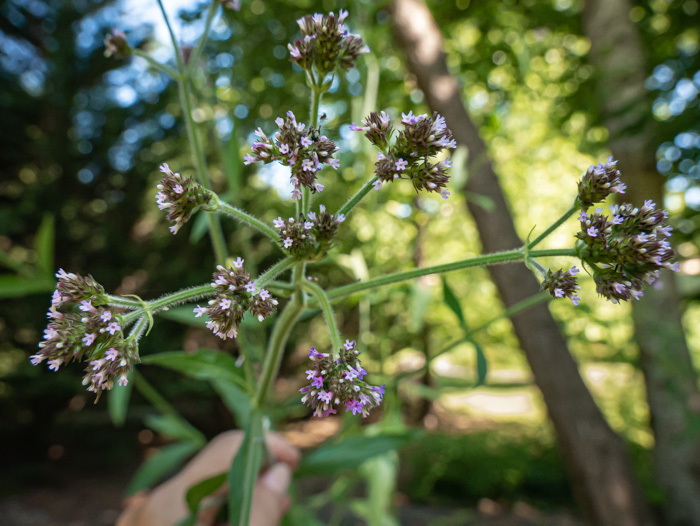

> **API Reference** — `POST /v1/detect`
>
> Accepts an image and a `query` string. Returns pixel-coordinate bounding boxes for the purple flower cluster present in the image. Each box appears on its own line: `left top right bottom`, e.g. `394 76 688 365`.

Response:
351 111 456 198
299 340 385 418
288 10 369 76
541 266 581 305
30 270 138 397
576 156 627 209
244 112 339 200
104 29 129 58
155 163 215 234
195 258 278 340
576 201 677 303
273 205 346 260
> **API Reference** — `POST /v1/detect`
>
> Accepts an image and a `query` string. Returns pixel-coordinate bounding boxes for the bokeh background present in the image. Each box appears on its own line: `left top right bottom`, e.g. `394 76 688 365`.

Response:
1 0 699 524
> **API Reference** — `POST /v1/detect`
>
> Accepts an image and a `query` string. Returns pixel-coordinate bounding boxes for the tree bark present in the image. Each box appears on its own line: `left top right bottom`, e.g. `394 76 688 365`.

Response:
583 1 700 524
391 1 654 524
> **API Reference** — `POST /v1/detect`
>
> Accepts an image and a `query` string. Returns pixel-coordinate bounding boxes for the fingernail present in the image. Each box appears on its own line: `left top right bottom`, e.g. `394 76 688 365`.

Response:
261 463 292 494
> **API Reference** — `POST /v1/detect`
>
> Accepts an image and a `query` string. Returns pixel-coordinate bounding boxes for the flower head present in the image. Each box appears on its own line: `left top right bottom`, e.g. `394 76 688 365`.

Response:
289 11 369 76
155 163 215 234
576 156 626 209
299 340 384 418
244 112 338 199
104 29 130 58
197 261 278 339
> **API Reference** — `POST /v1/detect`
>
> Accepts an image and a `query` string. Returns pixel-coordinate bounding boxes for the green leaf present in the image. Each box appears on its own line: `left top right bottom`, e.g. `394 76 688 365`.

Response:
474 341 488 386
189 212 209 244
409 282 432 333
297 432 418 477
441 276 466 330
0 275 55 299
228 410 265 526
157 305 208 327
143 414 206 446
35 214 55 276
466 191 495 212
108 375 132 427
176 471 227 524
211 379 252 428
141 349 249 392
127 441 200 495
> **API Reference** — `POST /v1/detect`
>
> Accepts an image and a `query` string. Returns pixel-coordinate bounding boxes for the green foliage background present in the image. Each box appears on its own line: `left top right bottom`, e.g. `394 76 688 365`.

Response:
1 0 699 515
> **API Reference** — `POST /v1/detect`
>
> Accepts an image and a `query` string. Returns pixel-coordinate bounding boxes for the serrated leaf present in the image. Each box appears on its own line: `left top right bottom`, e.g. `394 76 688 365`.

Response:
297 433 417 477
228 410 265 526
141 350 249 392
441 276 466 330
108 375 132 427
127 441 200 495
35 214 55 276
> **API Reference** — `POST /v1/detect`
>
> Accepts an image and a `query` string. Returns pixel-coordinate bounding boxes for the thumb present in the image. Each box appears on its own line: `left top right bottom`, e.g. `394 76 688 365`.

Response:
249 463 293 526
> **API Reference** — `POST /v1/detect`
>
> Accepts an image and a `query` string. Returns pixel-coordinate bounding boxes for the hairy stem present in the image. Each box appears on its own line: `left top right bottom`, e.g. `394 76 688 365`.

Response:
301 280 342 357
254 263 306 408
186 1 218 75
216 200 280 241
122 284 215 325
337 175 379 217
257 257 296 287
325 248 577 301
105 294 142 309
527 204 578 249
131 49 180 78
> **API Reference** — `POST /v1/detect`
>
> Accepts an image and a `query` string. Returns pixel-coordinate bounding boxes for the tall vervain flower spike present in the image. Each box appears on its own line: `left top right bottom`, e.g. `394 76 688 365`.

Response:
273 205 346 260
288 10 369 78
244 112 339 200
156 163 216 234
195 258 278 339
31 270 139 399
351 111 456 199
299 340 385 418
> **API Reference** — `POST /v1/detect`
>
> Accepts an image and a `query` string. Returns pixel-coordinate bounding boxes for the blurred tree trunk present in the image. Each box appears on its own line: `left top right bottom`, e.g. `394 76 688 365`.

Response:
583 1 700 524
391 1 653 524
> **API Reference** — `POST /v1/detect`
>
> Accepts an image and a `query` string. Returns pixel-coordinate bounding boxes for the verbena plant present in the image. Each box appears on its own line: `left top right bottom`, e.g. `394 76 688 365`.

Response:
32 3 678 524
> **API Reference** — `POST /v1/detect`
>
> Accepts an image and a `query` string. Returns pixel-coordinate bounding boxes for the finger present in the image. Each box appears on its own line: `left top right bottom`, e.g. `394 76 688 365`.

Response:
265 433 301 470
250 463 293 526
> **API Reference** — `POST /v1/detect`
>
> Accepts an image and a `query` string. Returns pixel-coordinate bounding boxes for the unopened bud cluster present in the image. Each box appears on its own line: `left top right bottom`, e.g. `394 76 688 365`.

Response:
299 340 385 418
195 258 278 340
156 163 215 234
351 111 456 198
288 10 369 77
244 112 339 200
31 270 138 397
576 156 627 209
541 266 581 305
273 205 345 260
104 29 130 58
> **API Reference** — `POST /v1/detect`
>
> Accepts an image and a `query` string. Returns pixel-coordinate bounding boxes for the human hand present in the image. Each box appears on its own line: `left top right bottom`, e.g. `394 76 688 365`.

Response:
116 430 301 526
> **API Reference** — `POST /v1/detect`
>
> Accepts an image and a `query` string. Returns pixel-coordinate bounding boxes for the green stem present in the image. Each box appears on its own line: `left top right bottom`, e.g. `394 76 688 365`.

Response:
301 280 342 357
325 248 577 301
122 284 215 325
337 176 378 217
131 49 180 78
105 294 141 309
127 315 150 340
186 1 218 76
156 0 185 72
257 257 296 287
253 292 304 408
395 291 550 384
527 204 578 249
177 79 229 265
216 200 280 241
303 84 323 216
